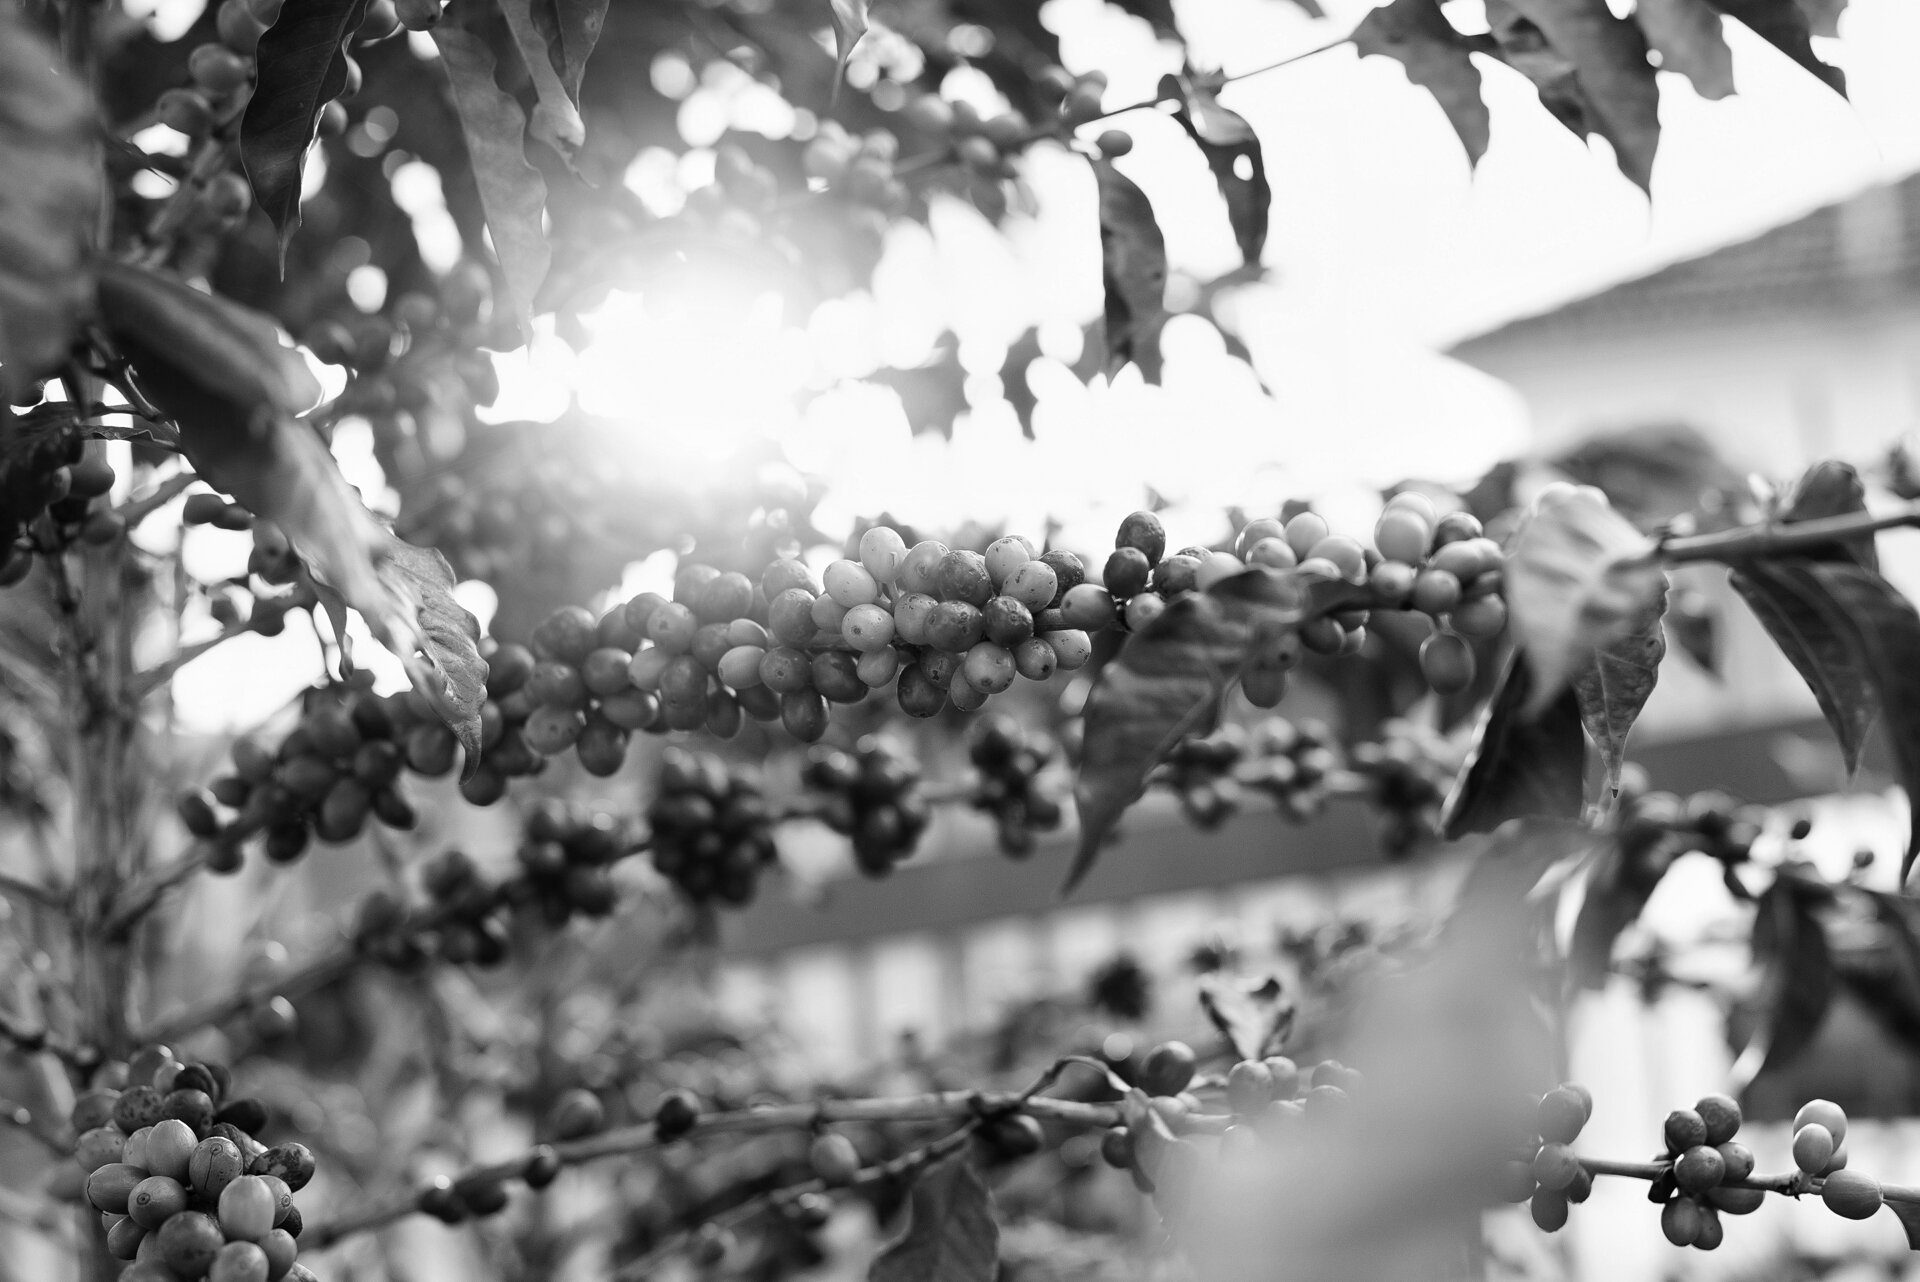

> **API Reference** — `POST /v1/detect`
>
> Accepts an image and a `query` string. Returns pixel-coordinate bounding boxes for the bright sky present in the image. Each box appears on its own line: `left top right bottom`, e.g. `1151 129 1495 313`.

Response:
146 0 1920 726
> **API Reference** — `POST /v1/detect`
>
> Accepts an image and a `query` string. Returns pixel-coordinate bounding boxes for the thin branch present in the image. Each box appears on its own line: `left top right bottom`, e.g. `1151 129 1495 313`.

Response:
136 941 360 1046
0 871 68 914
301 1090 1126 1252
130 623 252 700
101 846 212 937
1085 35 1353 125
1652 501 1920 566
115 471 198 529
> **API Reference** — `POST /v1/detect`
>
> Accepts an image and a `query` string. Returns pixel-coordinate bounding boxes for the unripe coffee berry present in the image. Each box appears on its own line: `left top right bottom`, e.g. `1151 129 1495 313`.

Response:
1138 1041 1197 1097
810 1131 860 1186
1673 1145 1725 1194
1821 1169 1883 1219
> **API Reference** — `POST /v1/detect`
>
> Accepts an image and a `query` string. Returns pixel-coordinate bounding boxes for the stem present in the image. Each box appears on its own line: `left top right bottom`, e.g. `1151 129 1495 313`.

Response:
130 622 252 701
135 943 360 1046
301 1090 1125 1252
0 871 68 914
1084 35 1353 126
1651 501 1920 566
102 847 211 937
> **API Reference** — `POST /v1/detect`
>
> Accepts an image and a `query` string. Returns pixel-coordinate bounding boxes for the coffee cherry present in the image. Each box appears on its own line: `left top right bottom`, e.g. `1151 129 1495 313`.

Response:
1660 1196 1701 1246
1139 1041 1196 1097
189 1137 246 1196
1536 1086 1589 1144
1674 1145 1725 1194
1530 1187 1569 1232
1450 593 1507 638
1794 1099 1847 1146
1664 1108 1708 1154
1410 568 1462 615
1708 1184 1764 1214
1419 631 1475 694
77 1126 128 1173
159 1210 225 1275
897 665 945 717
219 1176 277 1241
1531 1143 1580 1192
963 642 1016 694
898 540 950 594
129 1175 189 1228
549 1088 604 1140
522 1146 561 1189
654 1089 700 1141
1004 560 1058 611
1693 1204 1723 1250
1115 511 1167 563
810 1131 861 1186
1714 1140 1753 1182
1227 1060 1273 1115
1694 1093 1740 1145
1047 629 1092 670
937 550 994 606
144 1118 197 1180
860 526 908 581
1432 511 1482 545
824 559 880 607
210 1241 270 1282
1373 509 1431 564
782 690 829 741
250 1142 315 1191
1104 546 1152 598
1792 1122 1835 1174
1821 1169 1882 1219
189 43 251 94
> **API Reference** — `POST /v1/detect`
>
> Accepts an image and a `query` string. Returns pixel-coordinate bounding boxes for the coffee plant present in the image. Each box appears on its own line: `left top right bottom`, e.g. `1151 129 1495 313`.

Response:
1 0 1915 1276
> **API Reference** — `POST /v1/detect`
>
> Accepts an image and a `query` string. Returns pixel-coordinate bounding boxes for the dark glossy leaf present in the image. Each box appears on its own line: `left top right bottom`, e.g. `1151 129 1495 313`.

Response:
1780 459 1876 570
1727 558 1877 776
1090 159 1168 380
1352 0 1490 166
1890 1200 1920 1250
0 8 99 401
498 0 585 158
1441 653 1587 840
1197 973 1294 1061
869 1154 998 1282
1574 580 1667 800
240 0 368 263
1634 0 1735 99
1504 486 1665 714
1732 870 1833 1089
1447 819 1598 926
1711 0 1844 94
528 0 609 102
1666 589 1718 675
432 28 552 339
381 541 486 777
1068 570 1338 893
1501 0 1660 189
1834 890 1920 1054
1167 75 1272 265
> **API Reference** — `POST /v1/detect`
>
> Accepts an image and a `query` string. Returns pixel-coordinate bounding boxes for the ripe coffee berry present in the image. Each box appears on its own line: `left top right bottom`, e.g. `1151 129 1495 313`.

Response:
1139 1041 1197 1097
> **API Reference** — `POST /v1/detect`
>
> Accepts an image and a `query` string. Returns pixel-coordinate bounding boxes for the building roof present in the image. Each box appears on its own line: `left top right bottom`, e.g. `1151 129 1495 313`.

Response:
1450 170 1920 363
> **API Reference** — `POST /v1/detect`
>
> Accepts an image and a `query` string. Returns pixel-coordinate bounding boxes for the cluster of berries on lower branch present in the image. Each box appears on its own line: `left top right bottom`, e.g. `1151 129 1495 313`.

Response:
69 1047 317 1281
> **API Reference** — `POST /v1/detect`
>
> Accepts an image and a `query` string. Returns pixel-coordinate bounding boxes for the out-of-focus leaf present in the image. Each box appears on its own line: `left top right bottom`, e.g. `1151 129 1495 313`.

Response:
1478 5 1591 139
1731 870 1833 1090
1165 73 1272 265
869 1153 998 1282
1574 581 1667 800
1090 159 1168 380
1112 0 1179 36
1504 486 1666 714
1547 423 1743 528
1068 571 1335 893
1780 459 1876 570
831 0 870 86
240 0 369 264
1569 823 1686 988
1447 818 1598 927
1667 587 1718 674
432 28 552 339
1441 653 1587 840
98 264 486 760
1502 0 1660 189
1712 0 1844 94
497 0 585 159
527 0 609 102
1197 973 1294 1061
1834 890 1920 1054
1351 0 1491 166
1634 0 1735 99
0 9 99 402
1796 0 1845 36
1890 1201 1920 1250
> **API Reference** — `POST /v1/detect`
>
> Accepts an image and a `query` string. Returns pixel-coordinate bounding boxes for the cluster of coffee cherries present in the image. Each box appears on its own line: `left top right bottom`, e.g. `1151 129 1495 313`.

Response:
1790 1099 1885 1221
0 430 121 585
1347 718 1458 857
800 738 931 875
1156 719 1341 828
146 0 278 236
646 747 779 906
70 1046 317 1281
1617 787 1793 867
507 801 629 925
1506 1083 1598 1232
182 676 456 869
966 714 1065 857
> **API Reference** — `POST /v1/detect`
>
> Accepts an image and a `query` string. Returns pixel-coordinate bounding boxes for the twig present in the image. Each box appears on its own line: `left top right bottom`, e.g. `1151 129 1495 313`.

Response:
135 941 360 1045
115 472 198 529
301 1089 1125 1252
1085 35 1353 125
130 623 252 700
101 846 212 937
0 1009 93 1073
0 871 68 914
1651 501 1920 566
